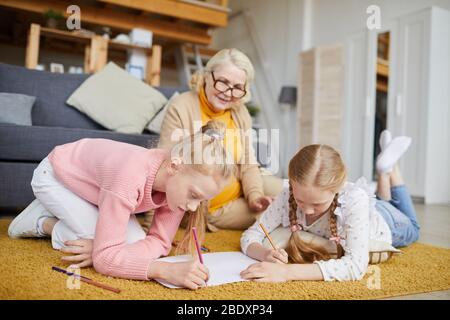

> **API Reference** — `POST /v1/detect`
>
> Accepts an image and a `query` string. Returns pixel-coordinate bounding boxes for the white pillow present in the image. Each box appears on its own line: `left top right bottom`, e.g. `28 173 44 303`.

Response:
146 91 179 134
262 226 401 264
67 62 167 134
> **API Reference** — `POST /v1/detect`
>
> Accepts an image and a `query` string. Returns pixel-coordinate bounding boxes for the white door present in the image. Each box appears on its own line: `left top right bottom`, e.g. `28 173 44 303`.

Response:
344 7 449 201
342 30 377 182
390 9 431 198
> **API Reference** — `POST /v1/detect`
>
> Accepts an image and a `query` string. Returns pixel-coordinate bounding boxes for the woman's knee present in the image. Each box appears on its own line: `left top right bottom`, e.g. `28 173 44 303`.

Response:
208 199 256 230
261 173 283 198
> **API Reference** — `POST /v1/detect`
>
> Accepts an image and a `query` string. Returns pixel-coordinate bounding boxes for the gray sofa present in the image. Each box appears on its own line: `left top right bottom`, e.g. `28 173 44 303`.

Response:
0 63 183 210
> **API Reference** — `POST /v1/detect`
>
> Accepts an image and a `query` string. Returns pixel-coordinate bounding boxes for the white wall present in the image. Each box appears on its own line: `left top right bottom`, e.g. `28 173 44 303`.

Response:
213 0 450 184
213 0 305 176
311 0 450 47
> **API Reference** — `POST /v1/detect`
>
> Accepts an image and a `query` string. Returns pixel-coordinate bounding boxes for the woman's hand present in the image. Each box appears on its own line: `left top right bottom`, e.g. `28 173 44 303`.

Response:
150 260 210 290
263 248 289 264
248 196 273 212
60 239 93 268
240 261 289 283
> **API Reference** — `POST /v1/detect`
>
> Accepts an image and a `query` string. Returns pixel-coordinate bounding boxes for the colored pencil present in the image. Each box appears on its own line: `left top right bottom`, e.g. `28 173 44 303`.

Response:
191 227 204 264
52 266 121 294
259 223 277 250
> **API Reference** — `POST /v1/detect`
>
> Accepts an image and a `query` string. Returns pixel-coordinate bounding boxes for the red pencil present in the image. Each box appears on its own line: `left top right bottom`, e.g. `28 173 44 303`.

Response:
52 266 121 294
191 227 204 264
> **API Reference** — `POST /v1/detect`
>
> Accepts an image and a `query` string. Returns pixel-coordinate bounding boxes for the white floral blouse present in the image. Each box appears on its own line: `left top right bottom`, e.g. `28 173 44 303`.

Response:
240 178 392 281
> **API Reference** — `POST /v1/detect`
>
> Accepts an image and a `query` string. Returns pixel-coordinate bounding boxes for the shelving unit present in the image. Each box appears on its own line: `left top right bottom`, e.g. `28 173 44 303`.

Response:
25 23 162 86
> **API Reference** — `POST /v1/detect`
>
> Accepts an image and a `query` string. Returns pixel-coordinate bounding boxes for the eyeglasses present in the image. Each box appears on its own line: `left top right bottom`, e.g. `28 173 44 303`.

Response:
211 71 247 99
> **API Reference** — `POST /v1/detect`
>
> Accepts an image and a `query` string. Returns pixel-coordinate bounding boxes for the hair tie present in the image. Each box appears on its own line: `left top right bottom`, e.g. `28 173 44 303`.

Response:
290 223 302 233
329 236 344 244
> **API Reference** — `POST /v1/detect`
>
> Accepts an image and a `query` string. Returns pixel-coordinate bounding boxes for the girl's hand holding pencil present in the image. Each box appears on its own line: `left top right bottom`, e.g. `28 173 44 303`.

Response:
263 248 289 264
259 223 289 264
149 260 210 290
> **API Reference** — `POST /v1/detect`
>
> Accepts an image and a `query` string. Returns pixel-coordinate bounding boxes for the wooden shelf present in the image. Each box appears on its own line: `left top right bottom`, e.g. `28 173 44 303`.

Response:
0 0 212 45
40 27 92 43
99 0 229 27
40 27 154 52
108 40 152 52
179 0 231 13
377 57 389 77
376 57 389 92
184 45 218 58
25 24 161 86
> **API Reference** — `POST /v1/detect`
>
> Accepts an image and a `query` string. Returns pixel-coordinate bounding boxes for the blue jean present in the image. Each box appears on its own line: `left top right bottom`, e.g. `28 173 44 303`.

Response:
375 185 420 247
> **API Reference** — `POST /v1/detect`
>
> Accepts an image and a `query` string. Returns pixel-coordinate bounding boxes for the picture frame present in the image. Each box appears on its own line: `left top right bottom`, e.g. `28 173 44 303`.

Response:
127 64 144 80
50 63 64 73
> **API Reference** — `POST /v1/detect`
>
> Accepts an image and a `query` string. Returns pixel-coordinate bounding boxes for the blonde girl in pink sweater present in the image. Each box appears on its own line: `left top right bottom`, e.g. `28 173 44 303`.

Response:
8 120 234 290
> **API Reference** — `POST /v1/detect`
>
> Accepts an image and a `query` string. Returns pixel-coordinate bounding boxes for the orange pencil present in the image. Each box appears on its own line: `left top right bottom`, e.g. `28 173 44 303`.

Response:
259 223 277 250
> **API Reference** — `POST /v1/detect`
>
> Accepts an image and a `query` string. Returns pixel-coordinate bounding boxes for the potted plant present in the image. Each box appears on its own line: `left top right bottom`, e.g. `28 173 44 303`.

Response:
245 101 261 118
43 9 64 29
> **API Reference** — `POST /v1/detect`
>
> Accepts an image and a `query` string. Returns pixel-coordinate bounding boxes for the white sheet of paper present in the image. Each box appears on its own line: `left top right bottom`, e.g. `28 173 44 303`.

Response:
154 252 259 288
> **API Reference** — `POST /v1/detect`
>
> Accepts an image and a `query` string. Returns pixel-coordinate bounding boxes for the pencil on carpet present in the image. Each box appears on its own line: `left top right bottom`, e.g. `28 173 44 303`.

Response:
52 266 121 294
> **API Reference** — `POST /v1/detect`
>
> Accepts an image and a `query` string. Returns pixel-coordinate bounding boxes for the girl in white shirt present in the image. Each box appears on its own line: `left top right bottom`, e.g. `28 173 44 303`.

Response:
240 131 420 282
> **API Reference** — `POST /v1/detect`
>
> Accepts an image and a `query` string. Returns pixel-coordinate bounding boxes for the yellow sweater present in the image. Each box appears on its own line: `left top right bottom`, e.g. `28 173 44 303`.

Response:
156 90 264 211
199 87 243 212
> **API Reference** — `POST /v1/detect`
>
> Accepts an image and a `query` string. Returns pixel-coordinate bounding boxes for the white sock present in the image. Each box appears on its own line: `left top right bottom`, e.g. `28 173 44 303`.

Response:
376 136 411 174
379 130 392 151
37 216 48 236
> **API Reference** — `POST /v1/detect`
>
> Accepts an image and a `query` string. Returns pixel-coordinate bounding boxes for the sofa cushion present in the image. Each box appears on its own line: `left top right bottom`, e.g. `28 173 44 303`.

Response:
0 124 159 162
0 93 35 125
67 62 168 134
0 63 188 131
0 63 103 130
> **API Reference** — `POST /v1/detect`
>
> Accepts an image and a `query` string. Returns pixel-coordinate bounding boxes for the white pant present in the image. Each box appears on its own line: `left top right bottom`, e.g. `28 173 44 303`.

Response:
31 157 146 249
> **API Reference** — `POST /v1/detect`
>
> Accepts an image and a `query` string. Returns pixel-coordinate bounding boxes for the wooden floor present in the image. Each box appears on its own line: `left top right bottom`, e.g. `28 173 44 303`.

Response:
382 203 450 300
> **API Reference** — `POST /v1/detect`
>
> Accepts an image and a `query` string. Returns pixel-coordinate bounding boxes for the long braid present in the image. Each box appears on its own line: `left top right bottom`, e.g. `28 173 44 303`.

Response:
328 193 344 258
328 194 339 237
288 184 298 227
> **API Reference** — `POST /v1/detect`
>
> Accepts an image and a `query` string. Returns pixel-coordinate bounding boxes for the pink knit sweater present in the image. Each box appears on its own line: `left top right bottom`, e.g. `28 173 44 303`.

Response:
48 138 184 280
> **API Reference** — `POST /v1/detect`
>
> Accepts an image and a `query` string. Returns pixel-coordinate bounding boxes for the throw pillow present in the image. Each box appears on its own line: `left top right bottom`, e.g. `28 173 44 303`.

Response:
67 62 167 134
146 91 179 134
0 93 35 125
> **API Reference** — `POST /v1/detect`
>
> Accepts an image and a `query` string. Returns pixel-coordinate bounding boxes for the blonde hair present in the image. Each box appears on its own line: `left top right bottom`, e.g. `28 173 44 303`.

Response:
190 48 255 104
286 144 347 263
174 120 235 256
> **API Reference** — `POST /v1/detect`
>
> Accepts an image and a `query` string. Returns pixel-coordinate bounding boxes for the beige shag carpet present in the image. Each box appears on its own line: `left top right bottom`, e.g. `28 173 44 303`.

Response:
0 218 449 300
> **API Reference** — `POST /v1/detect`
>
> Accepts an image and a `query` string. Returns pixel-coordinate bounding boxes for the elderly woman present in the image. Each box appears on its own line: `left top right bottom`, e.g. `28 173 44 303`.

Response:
143 48 283 232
